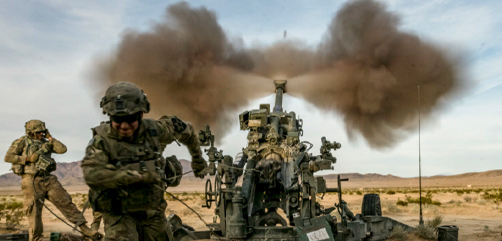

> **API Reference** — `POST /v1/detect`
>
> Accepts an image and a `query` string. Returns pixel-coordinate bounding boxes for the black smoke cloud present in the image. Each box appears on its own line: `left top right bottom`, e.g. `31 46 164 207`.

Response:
95 0 466 148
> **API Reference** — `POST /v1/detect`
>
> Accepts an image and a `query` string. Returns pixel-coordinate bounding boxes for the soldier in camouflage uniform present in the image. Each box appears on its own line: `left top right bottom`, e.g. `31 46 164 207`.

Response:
4 120 102 241
81 81 207 241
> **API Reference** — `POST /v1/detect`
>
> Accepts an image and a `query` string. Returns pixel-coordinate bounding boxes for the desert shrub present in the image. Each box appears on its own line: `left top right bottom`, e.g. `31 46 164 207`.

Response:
413 224 436 240
181 208 192 216
386 190 396 195
456 190 464 196
405 192 441 206
356 191 362 195
483 225 489 233
447 200 456 204
386 203 402 213
463 196 472 203
396 199 408 207
482 190 502 203
426 215 443 228
388 225 408 241
0 200 25 229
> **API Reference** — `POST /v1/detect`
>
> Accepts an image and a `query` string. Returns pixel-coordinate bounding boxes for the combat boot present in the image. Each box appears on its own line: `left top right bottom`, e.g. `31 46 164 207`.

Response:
79 224 103 241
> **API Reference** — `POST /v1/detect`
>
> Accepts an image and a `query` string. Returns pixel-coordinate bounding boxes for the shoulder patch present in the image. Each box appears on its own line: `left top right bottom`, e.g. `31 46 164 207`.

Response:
171 117 187 132
149 128 158 137
88 136 103 148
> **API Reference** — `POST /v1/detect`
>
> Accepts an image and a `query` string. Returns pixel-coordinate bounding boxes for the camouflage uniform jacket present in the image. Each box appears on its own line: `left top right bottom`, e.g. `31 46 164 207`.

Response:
4 135 66 175
81 116 204 214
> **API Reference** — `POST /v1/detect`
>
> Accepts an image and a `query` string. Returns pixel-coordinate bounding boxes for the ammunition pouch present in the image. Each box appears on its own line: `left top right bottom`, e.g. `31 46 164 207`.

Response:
119 159 164 213
165 155 183 187
89 189 122 214
35 155 57 173
120 183 164 213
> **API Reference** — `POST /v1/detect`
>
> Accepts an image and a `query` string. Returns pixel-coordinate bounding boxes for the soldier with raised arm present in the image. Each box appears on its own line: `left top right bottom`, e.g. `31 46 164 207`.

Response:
4 120 102 241
81 81 207 241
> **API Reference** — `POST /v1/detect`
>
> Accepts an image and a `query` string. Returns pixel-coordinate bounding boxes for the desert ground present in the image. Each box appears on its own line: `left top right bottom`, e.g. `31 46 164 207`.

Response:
0 177 500 241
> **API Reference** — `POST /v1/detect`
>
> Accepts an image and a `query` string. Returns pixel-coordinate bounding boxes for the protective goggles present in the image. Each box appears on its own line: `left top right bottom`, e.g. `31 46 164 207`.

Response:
110 112 141 124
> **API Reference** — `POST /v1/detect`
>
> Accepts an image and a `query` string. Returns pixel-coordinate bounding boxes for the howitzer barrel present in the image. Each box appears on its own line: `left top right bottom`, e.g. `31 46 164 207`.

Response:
273 80 287 113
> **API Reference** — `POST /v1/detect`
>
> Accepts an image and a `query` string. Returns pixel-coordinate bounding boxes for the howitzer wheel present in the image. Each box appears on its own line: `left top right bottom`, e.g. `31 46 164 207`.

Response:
204 179 215 208
362 193 382 216
214 175 221 207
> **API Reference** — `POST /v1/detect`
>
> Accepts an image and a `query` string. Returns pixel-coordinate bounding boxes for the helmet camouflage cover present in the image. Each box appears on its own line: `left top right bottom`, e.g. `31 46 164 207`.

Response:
25 119 46 135
100 82 150 116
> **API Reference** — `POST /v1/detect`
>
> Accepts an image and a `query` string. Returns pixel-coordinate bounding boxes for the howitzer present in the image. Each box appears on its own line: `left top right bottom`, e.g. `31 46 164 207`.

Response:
171 80 413 241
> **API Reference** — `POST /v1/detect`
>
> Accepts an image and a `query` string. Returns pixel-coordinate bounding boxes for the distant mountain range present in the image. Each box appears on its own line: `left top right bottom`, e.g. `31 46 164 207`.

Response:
0 161 500 188
0 159 194 187
323 169 502 188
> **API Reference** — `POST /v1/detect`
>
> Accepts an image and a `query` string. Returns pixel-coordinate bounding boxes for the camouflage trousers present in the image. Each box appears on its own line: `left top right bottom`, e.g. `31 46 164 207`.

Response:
102 211 168 241
21 174 85 241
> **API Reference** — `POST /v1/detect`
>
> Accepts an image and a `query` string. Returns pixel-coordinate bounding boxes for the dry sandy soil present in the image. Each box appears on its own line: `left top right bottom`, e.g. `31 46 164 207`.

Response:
0 178 500 241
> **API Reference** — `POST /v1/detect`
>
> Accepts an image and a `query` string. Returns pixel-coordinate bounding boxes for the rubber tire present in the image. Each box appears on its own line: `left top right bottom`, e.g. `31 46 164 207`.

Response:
361 193 382 216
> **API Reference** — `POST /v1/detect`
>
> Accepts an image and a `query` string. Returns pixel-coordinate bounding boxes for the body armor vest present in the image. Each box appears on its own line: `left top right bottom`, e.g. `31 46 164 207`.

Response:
90 119 166 214
12 137 56 175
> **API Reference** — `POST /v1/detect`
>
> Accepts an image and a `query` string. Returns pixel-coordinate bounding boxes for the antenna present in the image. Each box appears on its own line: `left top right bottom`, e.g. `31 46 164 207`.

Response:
418 85 424 226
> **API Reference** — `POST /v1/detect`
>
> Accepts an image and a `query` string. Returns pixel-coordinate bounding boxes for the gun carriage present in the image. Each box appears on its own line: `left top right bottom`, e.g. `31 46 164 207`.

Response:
170 80 412 241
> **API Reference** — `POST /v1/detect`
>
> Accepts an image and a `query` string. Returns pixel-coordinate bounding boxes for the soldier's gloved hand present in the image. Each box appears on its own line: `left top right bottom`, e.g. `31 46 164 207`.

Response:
117 170 143 186
191 155 208 179
142 171 161 184
29 153 40 163
44 129 52 140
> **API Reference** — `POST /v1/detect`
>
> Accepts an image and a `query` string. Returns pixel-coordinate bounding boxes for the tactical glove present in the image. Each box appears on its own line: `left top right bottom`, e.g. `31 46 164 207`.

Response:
191 155 208 179
44 129 52 139
142 171 161 184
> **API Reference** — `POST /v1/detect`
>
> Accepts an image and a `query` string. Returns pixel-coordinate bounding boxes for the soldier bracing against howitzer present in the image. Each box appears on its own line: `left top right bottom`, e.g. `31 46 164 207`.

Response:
81 81 208 241
4 120 103 241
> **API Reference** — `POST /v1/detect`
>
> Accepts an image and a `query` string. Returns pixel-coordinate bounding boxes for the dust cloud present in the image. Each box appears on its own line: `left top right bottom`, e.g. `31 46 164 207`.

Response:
94 0 466 149
289 0 466 148
96 2 270 136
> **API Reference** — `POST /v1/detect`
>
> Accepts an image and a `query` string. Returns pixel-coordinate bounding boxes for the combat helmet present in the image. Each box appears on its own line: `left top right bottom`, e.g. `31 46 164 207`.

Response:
100 82 150 116
25 120 46 135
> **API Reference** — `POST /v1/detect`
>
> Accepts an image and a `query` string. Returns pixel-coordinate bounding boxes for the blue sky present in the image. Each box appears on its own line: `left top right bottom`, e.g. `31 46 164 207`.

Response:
0 0 500 177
